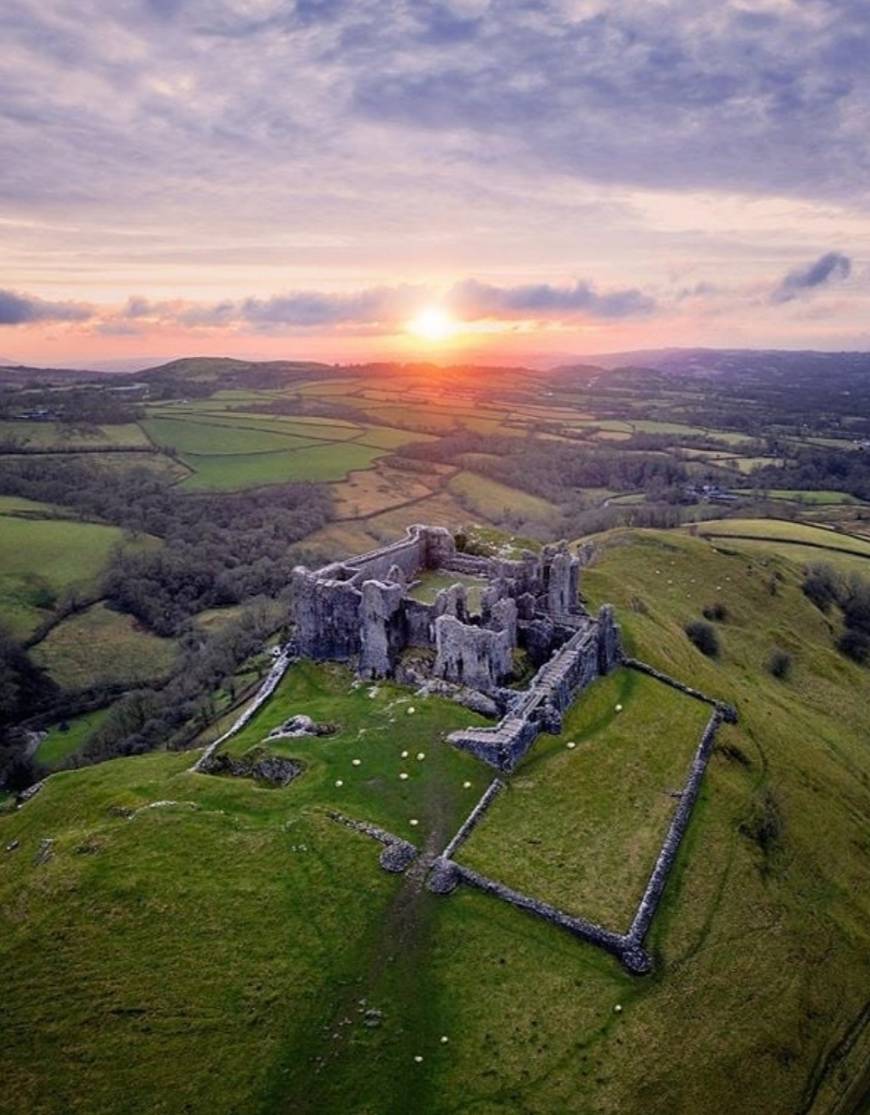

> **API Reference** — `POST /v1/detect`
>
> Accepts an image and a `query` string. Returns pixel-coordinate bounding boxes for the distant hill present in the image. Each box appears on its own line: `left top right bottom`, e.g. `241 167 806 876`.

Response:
558 346 870 378
136 356 337 387
0 363 111 385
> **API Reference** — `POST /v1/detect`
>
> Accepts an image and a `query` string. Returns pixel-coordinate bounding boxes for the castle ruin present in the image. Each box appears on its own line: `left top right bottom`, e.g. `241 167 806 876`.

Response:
291 524 622 771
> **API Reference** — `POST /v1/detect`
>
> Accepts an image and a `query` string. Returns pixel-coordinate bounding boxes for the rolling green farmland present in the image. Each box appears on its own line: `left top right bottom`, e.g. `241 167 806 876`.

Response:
0 421 150 449
0 515 152 639
448 470 559 523
142 417 321 455
178 442 388 490
31 602 177 689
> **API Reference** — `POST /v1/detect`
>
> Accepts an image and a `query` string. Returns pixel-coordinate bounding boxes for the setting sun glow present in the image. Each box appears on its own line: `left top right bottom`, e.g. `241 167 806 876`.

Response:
406 305 458 343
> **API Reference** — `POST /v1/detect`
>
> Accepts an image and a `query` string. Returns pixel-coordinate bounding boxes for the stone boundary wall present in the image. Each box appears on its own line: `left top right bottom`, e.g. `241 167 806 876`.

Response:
441 777 505 860
190 649 294 773
454 863 633 966
326 810 419 873
626 707 724 946
624 657 738 721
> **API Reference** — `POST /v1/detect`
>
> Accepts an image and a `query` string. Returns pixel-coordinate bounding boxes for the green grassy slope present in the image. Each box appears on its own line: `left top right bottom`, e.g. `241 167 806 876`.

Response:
458 668 711 928
0 530 867 1115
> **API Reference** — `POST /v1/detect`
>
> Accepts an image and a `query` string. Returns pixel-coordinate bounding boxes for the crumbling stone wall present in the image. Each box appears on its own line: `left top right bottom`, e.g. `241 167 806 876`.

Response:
359 579 405 678
449 605 623 771
433 614 513 693
626 707 724 948
291 570 362 660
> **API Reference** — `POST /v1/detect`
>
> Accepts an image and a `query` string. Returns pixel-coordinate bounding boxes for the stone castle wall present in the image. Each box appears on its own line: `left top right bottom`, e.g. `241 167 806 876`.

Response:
448 604 623 771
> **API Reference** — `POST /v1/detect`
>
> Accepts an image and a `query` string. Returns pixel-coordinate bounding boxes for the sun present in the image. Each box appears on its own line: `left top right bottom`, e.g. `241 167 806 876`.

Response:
406 305 458 343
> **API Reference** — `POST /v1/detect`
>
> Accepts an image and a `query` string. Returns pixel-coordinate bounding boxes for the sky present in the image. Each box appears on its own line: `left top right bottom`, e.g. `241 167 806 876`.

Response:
2 0 870 368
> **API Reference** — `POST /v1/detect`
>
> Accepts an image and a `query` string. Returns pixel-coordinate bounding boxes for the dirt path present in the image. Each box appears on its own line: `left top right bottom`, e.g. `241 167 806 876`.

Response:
269 766 459 1114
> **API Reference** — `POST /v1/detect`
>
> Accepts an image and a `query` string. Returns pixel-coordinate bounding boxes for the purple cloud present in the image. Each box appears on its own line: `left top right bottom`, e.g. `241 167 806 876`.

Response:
449 279 656 319
771 252 852 304
0 288 92 326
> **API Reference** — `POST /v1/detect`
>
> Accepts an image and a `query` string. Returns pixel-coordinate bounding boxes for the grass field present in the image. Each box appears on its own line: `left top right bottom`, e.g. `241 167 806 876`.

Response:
330 463 435 519
0 531 867 1114
761 489 866 505
0 495 71 516
221 660 492 845
0 421 150 449
459 669 710 927
448 470 559 524
142 416 322 455
695 517 870 556
31 602 177 690
34 707 112 768
178 442 388 490
0 515 151 639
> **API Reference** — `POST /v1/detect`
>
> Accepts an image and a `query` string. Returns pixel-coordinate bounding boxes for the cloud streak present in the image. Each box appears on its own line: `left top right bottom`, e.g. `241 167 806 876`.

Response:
0 288 92 325
0 277 659 333
448 279 656 319
771 251 852 304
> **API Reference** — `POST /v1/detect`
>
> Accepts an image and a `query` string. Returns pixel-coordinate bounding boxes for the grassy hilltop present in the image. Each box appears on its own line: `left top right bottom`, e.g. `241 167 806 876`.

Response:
1 528 868 1115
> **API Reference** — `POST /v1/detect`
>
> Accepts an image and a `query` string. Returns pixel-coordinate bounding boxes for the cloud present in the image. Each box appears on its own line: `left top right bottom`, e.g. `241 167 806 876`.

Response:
0 274 657 337
239 286 423 327
771 251 852 304
118 278 655 328
448 279 656 319
0 288 92 326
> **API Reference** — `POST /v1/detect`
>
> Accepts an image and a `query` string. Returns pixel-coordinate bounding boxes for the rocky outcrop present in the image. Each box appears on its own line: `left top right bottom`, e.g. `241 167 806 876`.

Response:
198 750 303 787
267 714 335 740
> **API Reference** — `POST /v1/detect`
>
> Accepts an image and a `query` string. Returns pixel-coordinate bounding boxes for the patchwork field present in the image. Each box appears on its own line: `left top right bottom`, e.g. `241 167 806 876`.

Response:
178 442 388 490
0 513 152 639
142 416 322 455
695 517 870 557
0 421 150 449
447 470 559 525
760 488 867 506
330 463 437 520
31 602 177 690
